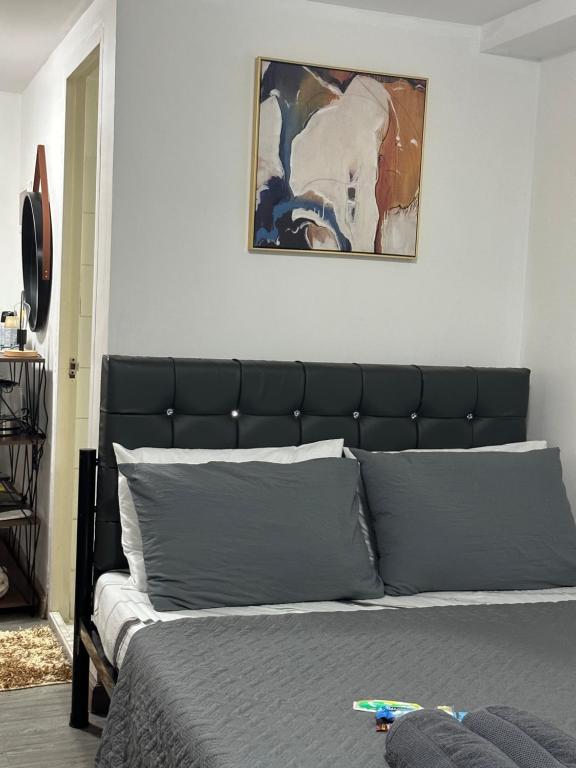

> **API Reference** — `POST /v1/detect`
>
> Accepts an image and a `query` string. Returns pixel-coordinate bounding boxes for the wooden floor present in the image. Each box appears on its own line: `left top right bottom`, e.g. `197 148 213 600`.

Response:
0 615 101 767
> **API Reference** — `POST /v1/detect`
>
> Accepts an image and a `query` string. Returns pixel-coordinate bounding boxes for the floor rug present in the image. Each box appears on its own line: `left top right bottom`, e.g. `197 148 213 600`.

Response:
0 625 72 691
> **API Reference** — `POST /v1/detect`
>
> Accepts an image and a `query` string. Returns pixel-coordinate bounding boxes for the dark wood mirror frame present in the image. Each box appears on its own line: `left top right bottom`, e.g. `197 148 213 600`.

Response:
21 145 52 332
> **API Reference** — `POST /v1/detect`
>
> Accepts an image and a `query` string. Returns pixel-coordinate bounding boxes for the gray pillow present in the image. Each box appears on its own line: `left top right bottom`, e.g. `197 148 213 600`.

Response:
120 458 383 610
351 447 576 595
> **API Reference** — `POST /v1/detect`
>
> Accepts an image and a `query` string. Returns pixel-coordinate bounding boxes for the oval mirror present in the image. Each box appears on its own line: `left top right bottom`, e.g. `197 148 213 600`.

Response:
21 146 52 332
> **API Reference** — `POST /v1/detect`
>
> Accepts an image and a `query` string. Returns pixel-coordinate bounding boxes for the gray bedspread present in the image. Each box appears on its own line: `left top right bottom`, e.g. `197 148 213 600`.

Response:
95 602 576 768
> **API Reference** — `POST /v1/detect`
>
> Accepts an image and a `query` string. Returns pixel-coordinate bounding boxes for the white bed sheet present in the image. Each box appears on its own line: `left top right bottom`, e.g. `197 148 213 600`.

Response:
93 571 576 668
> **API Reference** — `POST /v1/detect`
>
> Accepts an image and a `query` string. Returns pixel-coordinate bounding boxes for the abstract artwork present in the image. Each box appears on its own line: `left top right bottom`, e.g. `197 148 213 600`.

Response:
249 58 427 259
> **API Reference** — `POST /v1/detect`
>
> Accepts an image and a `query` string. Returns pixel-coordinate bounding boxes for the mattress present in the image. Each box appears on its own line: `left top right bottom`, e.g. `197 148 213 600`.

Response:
93 571 576 668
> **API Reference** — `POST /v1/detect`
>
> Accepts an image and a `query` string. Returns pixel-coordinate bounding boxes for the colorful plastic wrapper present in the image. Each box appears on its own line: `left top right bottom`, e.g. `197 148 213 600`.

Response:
352 700 467 733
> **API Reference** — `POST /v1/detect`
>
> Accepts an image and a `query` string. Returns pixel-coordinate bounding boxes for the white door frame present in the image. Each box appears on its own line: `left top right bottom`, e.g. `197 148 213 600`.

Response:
47 3 115 618
88 20 114 446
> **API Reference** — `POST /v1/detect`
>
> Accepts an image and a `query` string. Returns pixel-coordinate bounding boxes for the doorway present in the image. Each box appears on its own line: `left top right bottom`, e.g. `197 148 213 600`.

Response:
51 47 99 622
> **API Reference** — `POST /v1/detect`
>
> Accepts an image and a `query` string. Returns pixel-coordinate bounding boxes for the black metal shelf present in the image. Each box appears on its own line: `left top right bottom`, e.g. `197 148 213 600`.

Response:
0 356 47 613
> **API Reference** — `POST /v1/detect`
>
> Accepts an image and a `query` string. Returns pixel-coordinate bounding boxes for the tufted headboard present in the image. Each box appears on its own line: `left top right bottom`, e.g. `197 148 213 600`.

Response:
94 356 530 573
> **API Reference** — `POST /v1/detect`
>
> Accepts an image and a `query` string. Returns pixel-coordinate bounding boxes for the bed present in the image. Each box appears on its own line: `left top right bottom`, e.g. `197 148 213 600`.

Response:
69 356 576 767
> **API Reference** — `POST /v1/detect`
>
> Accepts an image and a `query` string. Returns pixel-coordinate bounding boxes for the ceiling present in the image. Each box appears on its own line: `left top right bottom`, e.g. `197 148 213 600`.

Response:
0 0 568 94
0 0 93 93
310 0 541 26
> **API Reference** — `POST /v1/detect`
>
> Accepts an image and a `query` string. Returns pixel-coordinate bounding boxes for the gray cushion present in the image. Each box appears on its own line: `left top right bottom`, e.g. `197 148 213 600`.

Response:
463 706 576 768
351 447 576 595
386 709 519 768
386 707 576 768
120 458 383 610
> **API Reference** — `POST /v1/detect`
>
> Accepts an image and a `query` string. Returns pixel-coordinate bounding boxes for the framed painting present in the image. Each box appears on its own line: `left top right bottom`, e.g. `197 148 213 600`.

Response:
249 57 428 260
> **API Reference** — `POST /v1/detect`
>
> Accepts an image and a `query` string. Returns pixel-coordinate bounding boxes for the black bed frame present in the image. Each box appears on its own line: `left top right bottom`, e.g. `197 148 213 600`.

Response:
69 355 530 728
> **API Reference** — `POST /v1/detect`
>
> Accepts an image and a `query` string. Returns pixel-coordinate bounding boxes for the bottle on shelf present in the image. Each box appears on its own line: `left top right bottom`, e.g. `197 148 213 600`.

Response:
0 312 13 348
1 313 17 349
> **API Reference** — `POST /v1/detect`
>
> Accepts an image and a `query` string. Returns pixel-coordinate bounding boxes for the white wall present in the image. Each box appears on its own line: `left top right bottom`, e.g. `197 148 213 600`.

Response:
109 0 539 367
521 50 576 506
0 92 22 312
19 0 116 597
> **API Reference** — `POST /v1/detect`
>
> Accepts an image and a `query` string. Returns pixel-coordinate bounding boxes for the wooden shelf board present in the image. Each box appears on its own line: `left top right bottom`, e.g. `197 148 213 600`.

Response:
0 354 45 363
0 537 34 610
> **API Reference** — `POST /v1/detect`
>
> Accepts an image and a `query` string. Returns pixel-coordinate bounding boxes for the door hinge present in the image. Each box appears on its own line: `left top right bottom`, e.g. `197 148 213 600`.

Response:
68 357 79 379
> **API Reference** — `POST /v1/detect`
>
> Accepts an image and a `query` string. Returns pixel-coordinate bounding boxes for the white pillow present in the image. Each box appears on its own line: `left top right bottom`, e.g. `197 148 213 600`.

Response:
114 439 345 591
344 441 548 565
343 440 548 460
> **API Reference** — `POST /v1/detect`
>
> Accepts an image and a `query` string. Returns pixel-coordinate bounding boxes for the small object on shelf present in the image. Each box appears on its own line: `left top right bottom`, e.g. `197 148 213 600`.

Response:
0 479 27 513
0 311 16 349
0 566 8 599
16 329 27 351
0 378 24 436
2 315 18 349
0 537 34 609
0 417 22 437
17 292 29 351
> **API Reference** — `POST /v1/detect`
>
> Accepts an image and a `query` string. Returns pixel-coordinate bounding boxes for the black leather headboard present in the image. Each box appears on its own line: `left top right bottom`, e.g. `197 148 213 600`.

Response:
95 356 530 573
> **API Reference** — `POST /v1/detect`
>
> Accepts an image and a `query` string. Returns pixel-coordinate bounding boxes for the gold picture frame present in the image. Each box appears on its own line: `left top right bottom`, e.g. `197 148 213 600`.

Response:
249 57 428 261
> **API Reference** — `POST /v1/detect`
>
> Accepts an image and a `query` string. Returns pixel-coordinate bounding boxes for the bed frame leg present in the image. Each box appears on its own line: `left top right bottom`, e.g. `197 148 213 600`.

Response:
70 635 90 728
70 449 97 729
